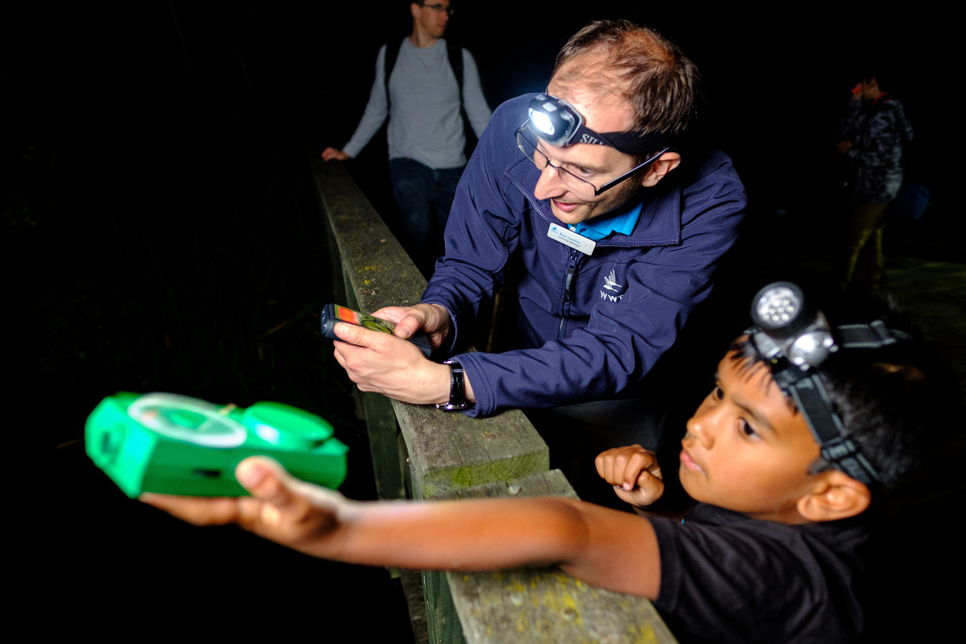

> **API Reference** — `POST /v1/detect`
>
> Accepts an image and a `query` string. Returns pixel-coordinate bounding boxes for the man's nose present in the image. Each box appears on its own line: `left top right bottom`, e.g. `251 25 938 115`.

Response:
533 165 566 201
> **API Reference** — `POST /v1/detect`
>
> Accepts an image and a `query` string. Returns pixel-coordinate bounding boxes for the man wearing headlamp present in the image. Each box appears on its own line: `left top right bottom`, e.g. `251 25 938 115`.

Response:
332 20 747 478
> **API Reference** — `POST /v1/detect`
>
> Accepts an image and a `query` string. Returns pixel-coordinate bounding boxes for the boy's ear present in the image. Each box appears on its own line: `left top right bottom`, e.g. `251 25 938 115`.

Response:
797 471 871 523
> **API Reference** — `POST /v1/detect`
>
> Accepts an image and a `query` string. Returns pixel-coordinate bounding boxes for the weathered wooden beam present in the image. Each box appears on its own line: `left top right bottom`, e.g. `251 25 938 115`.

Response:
397 402 549 499
313 158 412 501
312 158 426 313
400 409 549 644
440 471 678 644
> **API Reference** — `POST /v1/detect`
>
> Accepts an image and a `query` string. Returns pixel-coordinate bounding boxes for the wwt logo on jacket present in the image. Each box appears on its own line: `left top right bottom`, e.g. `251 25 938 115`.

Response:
600 269 627 302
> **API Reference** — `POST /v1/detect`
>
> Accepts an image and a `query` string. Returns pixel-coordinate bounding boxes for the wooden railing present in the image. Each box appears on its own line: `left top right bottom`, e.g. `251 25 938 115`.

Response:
312 158 677 644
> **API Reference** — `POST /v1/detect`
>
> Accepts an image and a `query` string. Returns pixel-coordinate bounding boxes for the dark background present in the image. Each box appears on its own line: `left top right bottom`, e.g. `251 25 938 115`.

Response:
6 1 961 639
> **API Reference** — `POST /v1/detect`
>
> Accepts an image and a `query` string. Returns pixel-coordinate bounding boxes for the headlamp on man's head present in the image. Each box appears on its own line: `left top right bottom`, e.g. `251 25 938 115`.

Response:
526 94 671 154
528 95 586 146
746 282 911 486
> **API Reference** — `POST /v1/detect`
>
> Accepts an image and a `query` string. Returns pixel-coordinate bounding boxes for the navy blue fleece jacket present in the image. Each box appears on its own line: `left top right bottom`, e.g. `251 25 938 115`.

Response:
422 95 747 417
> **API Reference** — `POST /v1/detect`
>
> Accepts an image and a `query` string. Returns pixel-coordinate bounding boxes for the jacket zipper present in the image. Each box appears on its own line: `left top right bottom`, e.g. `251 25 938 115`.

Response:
512 184 580 339
560 247 578 338
508 182 673 340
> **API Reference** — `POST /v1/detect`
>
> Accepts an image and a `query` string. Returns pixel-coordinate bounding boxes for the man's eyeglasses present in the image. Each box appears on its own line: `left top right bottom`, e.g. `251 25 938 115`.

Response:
516 124 670 199
419 2 455 16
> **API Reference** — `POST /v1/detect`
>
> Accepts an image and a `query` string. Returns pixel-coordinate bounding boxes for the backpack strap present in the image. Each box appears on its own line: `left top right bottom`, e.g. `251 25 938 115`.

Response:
383 38 406 113
446 40 464 107
446 41 478 154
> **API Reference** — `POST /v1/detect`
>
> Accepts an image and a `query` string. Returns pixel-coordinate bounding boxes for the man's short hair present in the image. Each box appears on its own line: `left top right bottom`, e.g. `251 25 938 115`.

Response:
732 295 962 489
552 20 699 137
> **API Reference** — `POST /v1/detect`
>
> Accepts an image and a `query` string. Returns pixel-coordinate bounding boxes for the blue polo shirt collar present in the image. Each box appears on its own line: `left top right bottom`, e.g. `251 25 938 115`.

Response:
570 198 644 241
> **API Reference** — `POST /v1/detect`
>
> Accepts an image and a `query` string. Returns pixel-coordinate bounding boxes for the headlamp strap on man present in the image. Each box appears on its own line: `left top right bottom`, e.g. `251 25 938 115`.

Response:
527 94 672 154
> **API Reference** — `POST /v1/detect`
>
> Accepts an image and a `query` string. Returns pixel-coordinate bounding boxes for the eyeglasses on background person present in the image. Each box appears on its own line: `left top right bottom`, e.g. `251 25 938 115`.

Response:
418 2 455 17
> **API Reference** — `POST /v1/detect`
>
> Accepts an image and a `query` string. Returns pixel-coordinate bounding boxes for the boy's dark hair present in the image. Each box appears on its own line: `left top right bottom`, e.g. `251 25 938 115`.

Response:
551 20 699 137
732 294 961 489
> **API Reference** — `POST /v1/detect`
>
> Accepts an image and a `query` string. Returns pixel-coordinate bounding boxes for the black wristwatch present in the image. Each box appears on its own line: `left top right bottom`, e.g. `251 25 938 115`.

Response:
436 359 469 411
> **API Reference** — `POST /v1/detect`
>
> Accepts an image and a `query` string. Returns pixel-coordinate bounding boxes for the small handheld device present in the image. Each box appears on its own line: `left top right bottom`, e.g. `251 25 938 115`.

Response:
86 392 348 498
320 303 432 357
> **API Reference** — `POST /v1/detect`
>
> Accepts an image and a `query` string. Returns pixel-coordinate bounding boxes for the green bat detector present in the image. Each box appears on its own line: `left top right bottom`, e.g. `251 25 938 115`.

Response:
86 392 348 498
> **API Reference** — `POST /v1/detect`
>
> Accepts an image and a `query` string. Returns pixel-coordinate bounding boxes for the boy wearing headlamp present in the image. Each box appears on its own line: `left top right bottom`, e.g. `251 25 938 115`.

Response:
147 286 957 642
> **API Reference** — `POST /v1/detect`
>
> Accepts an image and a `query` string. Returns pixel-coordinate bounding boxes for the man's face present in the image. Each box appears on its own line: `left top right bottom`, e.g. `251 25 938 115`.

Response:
412 1 450 39
532 78 648 225
678 350 823 524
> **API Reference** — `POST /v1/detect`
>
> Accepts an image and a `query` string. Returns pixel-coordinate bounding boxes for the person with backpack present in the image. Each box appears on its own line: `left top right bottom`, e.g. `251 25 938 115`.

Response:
322 1 491 277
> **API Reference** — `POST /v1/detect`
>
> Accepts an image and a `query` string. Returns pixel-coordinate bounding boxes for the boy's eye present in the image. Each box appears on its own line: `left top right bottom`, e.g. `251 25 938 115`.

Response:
712 385 724 400
740 420 759 439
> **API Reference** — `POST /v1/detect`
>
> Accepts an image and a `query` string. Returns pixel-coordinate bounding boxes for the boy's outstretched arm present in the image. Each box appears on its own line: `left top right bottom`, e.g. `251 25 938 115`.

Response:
142 457 662 599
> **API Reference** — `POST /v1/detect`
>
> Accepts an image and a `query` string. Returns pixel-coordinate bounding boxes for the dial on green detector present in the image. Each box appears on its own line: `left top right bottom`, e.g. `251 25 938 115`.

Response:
86 392 348 498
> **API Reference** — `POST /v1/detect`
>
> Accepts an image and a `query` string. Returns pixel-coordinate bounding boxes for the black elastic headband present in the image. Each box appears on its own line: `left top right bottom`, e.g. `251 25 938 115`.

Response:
527 94 672 154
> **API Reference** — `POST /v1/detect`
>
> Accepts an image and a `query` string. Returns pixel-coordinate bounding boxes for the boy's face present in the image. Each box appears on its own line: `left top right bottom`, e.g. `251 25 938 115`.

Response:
679 350 823 524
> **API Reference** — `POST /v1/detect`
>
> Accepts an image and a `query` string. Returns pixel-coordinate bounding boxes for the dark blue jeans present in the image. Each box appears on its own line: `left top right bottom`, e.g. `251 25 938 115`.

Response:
389 158 464 277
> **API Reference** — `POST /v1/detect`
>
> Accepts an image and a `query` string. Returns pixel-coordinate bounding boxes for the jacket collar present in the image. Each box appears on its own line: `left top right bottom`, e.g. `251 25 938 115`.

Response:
504 153 683 247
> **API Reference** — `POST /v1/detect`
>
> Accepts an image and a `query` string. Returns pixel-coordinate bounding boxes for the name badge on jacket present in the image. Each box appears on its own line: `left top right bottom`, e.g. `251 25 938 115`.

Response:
547 224 596 255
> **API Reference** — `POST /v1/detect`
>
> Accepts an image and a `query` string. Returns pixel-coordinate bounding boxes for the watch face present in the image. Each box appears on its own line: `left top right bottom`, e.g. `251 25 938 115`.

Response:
128 393 247 448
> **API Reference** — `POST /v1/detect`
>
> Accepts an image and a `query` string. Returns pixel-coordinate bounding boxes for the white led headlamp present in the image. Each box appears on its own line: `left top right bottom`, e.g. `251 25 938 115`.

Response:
527 94 672 154
747 282 911 486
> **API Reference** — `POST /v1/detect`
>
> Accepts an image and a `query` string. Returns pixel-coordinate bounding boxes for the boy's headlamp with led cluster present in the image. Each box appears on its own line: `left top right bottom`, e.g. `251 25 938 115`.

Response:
747 282 910 486
527 94 672 154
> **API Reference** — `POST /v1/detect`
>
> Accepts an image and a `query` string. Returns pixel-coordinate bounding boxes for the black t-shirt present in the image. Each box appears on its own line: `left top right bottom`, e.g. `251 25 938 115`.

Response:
650 503 868 643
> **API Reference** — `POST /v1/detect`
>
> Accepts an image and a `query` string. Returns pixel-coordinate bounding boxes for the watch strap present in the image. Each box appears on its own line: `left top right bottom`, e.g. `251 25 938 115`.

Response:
436 360 468 411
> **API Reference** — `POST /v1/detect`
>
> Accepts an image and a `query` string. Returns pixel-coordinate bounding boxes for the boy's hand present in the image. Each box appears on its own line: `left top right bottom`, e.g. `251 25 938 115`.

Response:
595 445 664 509
141 457 351 558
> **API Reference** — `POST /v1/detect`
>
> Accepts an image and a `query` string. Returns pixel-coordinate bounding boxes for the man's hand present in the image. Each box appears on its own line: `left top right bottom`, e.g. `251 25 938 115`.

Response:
595 445 664 510
333 321 454 405
141 458 351 559
371 303 451 349
322 147 351 161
